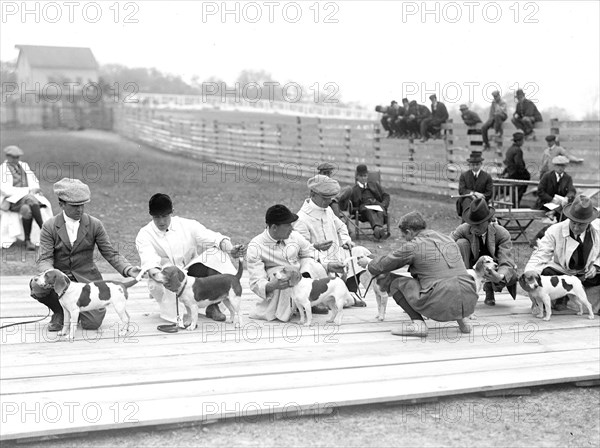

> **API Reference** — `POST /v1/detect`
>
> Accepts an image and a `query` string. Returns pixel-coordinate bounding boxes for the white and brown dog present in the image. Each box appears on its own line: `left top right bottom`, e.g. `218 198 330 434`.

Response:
275 267 352 326
357 267 389 321
153 260 243 330
467 255 498 294
35 269 140 341
518 271 594 321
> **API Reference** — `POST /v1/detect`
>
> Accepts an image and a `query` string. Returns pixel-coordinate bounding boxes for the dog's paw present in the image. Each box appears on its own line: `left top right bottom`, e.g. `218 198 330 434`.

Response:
375 314 384 321
587 315 595 320
467 313 477 320
535 313 544 319
543 316 551 321
576 311 583 316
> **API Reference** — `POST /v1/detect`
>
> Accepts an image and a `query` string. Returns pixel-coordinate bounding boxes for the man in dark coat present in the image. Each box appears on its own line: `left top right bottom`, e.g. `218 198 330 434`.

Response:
406 100 431 138
502 132 531 205
459 104 482 126
420 94 449 142
451 198 518 306
456 151 494 218
536 155 577 223
512 89 543 138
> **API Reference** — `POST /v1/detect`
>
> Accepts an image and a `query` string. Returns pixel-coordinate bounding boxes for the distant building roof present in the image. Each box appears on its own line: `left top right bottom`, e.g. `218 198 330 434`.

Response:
16 45 98 70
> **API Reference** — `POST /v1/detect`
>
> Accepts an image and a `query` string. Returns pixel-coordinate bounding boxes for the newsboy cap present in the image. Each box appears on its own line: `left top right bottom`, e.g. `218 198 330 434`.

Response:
307 175 340 198
512 131 525 141
545 134 557 142
265 204 298 226
3 145 24 157
317 162 336 172
149 193 173 216
53 178 91 205
552 155 570 165
459 104 468 110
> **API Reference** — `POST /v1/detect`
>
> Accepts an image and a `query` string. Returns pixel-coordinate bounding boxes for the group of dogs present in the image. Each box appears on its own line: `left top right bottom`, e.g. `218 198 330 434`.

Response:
34 253 594 341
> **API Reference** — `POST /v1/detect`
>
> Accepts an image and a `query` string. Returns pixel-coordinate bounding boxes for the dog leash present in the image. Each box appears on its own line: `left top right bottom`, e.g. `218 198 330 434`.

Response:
346 247 365 300
0 309 51 330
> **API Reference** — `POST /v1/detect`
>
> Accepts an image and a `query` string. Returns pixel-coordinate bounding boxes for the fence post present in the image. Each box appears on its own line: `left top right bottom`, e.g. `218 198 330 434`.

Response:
213 120 219 154
444 119 454 163
296 116 302 165
260 120 265 162
550 118 560 140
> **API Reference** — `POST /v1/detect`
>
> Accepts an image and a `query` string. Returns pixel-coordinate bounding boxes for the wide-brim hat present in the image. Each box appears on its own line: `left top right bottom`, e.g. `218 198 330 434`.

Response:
466 151 484 163
552 155 570 165
53 178 91 205
563 195 599 223
4 145 24 157
266 204 298 225
463 198 495 225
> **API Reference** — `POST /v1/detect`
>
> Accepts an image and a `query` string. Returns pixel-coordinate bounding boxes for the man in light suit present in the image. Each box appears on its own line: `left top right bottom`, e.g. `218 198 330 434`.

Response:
34 178 141 331
456 151 494 219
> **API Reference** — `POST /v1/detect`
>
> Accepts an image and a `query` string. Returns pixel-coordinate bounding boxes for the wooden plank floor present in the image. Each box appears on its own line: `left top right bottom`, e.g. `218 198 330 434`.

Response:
1 274 598 441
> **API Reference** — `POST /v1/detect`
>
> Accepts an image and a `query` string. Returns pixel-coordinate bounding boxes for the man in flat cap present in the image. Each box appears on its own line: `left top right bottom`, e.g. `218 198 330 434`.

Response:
294 175 372 306
459 104 482 127
338 164 390 240
247 204 346 322
34 178 141 332
481 90 507 151
501 132 531 205
539 134 584 179
512 89 542 139
1 145 52 250
536 155 577 224
136 193 246 323
420 94 449 143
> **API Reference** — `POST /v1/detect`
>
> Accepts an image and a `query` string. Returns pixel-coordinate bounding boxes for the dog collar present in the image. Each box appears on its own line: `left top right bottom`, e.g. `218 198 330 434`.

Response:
175 277 188 299
57 277 71 300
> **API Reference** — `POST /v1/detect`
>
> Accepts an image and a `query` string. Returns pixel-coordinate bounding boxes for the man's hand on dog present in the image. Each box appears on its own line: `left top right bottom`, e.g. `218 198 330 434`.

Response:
585 265 597 279
267 278 290 292
483 267 504 283
229 244 247 258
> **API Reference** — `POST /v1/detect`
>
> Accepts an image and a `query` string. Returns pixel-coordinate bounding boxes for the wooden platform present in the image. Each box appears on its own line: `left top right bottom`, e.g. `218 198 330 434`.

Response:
1 274 599 442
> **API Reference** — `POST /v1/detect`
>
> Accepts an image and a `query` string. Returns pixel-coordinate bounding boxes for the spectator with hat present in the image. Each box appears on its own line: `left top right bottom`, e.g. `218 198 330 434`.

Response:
526 194 600 312
405 100 431 138
512 89 543 138
338 164 390 240
536 155 577 224
136 193 246 323
361 211 479 337
0 145 52 250
294 175 372 307
539 134 584 179
451 197 518 306
456 151 494 218
420 94 449 142
502 131 531 205
247 204 346 322
317 161 347 218
33 178 141 332
481 90 508 151
459 104 482 127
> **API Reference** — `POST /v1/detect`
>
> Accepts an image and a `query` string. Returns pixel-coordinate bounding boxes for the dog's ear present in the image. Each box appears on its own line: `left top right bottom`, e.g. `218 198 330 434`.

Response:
52 272 69 297
473 257 484 272
534 274 542 287
177 268 186 284
288 270 302 287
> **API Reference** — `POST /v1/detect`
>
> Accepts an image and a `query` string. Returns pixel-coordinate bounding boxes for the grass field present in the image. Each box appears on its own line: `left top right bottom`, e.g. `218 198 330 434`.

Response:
1 128 597 448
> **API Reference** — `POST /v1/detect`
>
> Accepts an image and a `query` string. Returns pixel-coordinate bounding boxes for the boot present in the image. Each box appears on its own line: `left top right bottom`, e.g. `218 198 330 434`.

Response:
484 283 495 306
205 303 226 322
48 311 64 332
553 297 569 311
311 305 329 315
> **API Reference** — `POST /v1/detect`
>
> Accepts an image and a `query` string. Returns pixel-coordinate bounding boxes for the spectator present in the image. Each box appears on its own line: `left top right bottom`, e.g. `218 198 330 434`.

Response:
317 161 346 218
294 175 372 307
481 90 508 151
0 145 51 250
539 135 584 179
394 98 411 138
459 104 482 126
512 89 542 138
456 151 494 218
525 194 600 313
406 100 431 138
136 193 246 323
34 178 141 331
502 132 531 205
375 105 393 138
247 204 345 322
536 155 576 224
451 198 518 306
361 211 478 337
338 164 390 240
420 94 449 142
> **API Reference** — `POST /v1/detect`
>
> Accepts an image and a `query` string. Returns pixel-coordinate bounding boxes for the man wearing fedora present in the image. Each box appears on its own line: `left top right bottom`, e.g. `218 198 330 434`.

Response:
247 204 345 322
451 198 518 306
0 145 52 250
536 155 577 223
502 131 531 205
34 178 141 331
338 164 390 240
526 195 600 312
456 151 494 218
512 89 543 139
294 175 372 307
539 134 584 179
459 104 482 127
481 90 507 151
136 193 246 323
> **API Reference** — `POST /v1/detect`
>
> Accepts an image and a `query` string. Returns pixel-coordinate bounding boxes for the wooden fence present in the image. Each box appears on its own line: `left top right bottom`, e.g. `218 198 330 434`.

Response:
113 106 600 196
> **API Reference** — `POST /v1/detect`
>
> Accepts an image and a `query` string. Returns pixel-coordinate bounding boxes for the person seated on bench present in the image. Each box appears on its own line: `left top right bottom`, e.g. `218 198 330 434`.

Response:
450 198 518 306
459 104 482 127
525 194 600 313
501 131 531 205
420 94 448 142
456 151 493 219
539 134 584 179
536 155 576 224
0 145 51 250
338 164 390 240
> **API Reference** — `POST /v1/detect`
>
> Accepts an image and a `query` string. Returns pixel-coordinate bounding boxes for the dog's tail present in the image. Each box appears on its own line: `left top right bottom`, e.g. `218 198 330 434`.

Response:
235 259 243 280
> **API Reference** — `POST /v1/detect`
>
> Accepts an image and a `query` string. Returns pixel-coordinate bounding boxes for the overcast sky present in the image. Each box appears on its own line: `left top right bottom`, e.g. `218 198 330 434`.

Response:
2 1 599 117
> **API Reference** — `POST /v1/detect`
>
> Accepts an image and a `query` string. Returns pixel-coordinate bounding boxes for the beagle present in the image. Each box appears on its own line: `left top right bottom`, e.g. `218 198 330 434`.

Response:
275 267 352 326
358 267 389 321
518 271 594 321
35 269 140 341
153 260 243 330
467 255 498 294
